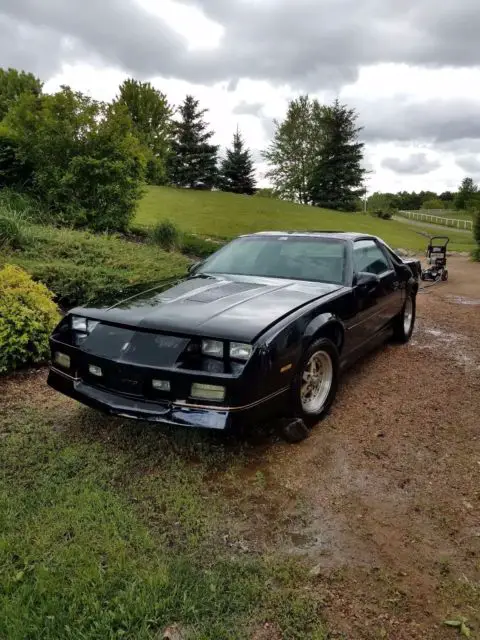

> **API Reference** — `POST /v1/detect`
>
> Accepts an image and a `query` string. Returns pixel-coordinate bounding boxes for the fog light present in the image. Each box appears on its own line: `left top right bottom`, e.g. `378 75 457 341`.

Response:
88 364 103 377
191 383 225 402
152 379 170 392
54 352 70 369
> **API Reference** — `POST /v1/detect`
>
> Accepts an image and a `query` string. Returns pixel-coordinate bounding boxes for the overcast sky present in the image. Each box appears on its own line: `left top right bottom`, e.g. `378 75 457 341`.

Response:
2 0 480 193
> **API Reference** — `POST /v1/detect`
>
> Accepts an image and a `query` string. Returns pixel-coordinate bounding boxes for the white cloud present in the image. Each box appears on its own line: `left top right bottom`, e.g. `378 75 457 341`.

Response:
15 1 480 193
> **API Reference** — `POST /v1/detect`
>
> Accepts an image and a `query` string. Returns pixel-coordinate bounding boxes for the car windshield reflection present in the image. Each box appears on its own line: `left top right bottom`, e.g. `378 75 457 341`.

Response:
199 236 346 284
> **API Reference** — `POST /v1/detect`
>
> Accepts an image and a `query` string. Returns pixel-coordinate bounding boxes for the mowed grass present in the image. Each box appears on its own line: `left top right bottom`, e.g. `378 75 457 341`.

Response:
422 209 474 221
0 381 328 640
136 186 475 253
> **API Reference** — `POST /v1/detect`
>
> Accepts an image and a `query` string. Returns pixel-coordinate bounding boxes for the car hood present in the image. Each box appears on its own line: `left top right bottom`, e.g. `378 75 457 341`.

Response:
73 275 343 342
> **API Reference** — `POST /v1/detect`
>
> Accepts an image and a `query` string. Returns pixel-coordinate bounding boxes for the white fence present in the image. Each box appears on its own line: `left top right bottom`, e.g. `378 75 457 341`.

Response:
399 210 473 231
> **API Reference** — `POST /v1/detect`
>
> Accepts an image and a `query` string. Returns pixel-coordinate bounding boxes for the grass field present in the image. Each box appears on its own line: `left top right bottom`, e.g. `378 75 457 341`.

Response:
0 376 328 639
137 187 475 253
420 209 474 221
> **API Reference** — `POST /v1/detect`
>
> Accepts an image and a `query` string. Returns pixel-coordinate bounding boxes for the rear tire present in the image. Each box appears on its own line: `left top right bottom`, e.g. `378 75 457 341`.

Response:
393 292 416 343
441 270 449 281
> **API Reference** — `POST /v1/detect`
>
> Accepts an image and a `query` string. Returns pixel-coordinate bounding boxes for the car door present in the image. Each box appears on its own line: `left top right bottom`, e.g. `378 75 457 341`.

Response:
352 239 402 342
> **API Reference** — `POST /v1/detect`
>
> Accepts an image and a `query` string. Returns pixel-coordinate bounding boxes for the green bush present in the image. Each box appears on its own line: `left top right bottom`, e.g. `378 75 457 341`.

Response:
3 89 146 232
0 264 59 374
0 188 36 213
150 219 180 250
4 224 189 308
371 209 393 220
473 209 480 246
0 205 31 250
421 198 444 210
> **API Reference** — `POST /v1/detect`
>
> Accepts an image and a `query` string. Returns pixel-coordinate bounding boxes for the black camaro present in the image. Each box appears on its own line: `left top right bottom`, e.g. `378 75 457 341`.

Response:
48 232 420 442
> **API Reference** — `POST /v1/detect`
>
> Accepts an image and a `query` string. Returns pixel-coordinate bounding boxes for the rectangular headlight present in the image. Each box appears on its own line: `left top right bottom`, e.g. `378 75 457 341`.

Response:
191 383 226 402
230 342 253 360
54 351 71 369
152 379 170 392
201 339 224 358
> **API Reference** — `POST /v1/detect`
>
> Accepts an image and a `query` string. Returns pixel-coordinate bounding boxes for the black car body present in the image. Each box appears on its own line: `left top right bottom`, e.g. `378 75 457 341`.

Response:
48 232 419 435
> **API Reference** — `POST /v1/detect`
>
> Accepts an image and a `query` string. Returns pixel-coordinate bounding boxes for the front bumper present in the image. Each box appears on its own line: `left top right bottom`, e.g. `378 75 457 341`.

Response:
47 367 285 431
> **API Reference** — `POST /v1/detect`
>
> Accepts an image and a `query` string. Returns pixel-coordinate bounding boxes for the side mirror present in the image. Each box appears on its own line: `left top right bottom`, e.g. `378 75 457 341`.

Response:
355 271 380 288
188 261 203 275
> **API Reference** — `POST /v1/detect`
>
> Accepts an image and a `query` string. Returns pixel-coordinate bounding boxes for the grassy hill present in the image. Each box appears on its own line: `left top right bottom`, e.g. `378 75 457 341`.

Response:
137 186 475 253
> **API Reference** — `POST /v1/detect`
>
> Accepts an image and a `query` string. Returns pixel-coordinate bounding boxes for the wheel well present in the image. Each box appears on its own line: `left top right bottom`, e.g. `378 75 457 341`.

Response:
313 322 344 353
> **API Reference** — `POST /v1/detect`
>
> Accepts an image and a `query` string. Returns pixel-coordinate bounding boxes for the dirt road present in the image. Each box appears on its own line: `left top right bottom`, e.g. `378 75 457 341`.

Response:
229 256 480 639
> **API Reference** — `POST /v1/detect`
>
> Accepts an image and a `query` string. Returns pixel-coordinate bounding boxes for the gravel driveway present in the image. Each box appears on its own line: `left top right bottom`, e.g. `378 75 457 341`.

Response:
234 255 480 639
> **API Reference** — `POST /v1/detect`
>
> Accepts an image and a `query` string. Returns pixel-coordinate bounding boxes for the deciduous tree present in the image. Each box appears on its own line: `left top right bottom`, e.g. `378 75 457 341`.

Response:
4 87 145 231
263 96 325 204
455 177 478 210
0 67 42 121
116 78 172 185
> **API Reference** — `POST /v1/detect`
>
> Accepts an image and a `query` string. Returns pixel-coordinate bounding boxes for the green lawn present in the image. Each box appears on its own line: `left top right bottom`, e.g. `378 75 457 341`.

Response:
0 383 328 640
136 186 475 253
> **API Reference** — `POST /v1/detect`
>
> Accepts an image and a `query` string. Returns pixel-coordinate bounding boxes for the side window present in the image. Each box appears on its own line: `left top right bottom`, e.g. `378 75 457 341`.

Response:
353 240 391 275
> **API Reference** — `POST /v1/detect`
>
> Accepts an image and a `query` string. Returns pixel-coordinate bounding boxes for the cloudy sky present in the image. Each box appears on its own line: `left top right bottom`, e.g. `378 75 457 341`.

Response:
2 0 480 193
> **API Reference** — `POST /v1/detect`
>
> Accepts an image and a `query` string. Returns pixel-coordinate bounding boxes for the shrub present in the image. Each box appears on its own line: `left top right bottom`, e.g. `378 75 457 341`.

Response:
473 209 480 246
0 188 36 213
3 89 146 232
473 210 480 262
421 198 444 210
371 209 393 220
181 233 222 258
150 220 180 251
0 205 31 250
0 264 59 374
5 224 189 308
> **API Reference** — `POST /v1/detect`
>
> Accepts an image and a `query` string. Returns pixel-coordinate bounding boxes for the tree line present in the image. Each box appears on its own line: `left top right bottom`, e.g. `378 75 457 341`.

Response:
0 69 257 231
367 178 480 214
0 67 368 231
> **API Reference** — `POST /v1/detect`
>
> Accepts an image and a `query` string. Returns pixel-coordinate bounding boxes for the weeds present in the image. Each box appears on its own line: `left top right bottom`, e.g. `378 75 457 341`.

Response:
150 219 181 251
0 205 32 250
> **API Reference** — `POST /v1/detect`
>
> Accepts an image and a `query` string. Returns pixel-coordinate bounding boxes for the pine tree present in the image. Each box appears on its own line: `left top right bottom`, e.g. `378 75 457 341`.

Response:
219 128 257 195
308 99 365 211
168 95 218 189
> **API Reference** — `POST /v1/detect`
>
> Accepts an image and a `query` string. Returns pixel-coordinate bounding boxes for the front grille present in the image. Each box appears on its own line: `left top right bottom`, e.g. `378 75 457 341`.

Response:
82 362 145 397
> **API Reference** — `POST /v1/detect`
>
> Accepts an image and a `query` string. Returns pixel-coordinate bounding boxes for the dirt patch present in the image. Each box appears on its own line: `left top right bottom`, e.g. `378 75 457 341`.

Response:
220 256 480 639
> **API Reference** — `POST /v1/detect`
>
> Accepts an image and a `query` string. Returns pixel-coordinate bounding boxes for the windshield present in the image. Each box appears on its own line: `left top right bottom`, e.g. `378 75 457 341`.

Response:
199 236 346 284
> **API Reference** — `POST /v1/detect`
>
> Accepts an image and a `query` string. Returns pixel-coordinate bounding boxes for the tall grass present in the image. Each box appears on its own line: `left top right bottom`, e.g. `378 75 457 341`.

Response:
0 205 32 250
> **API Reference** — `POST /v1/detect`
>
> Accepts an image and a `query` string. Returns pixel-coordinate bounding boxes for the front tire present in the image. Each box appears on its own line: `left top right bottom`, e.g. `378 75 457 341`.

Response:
393 292 416 343
280 338 339 443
